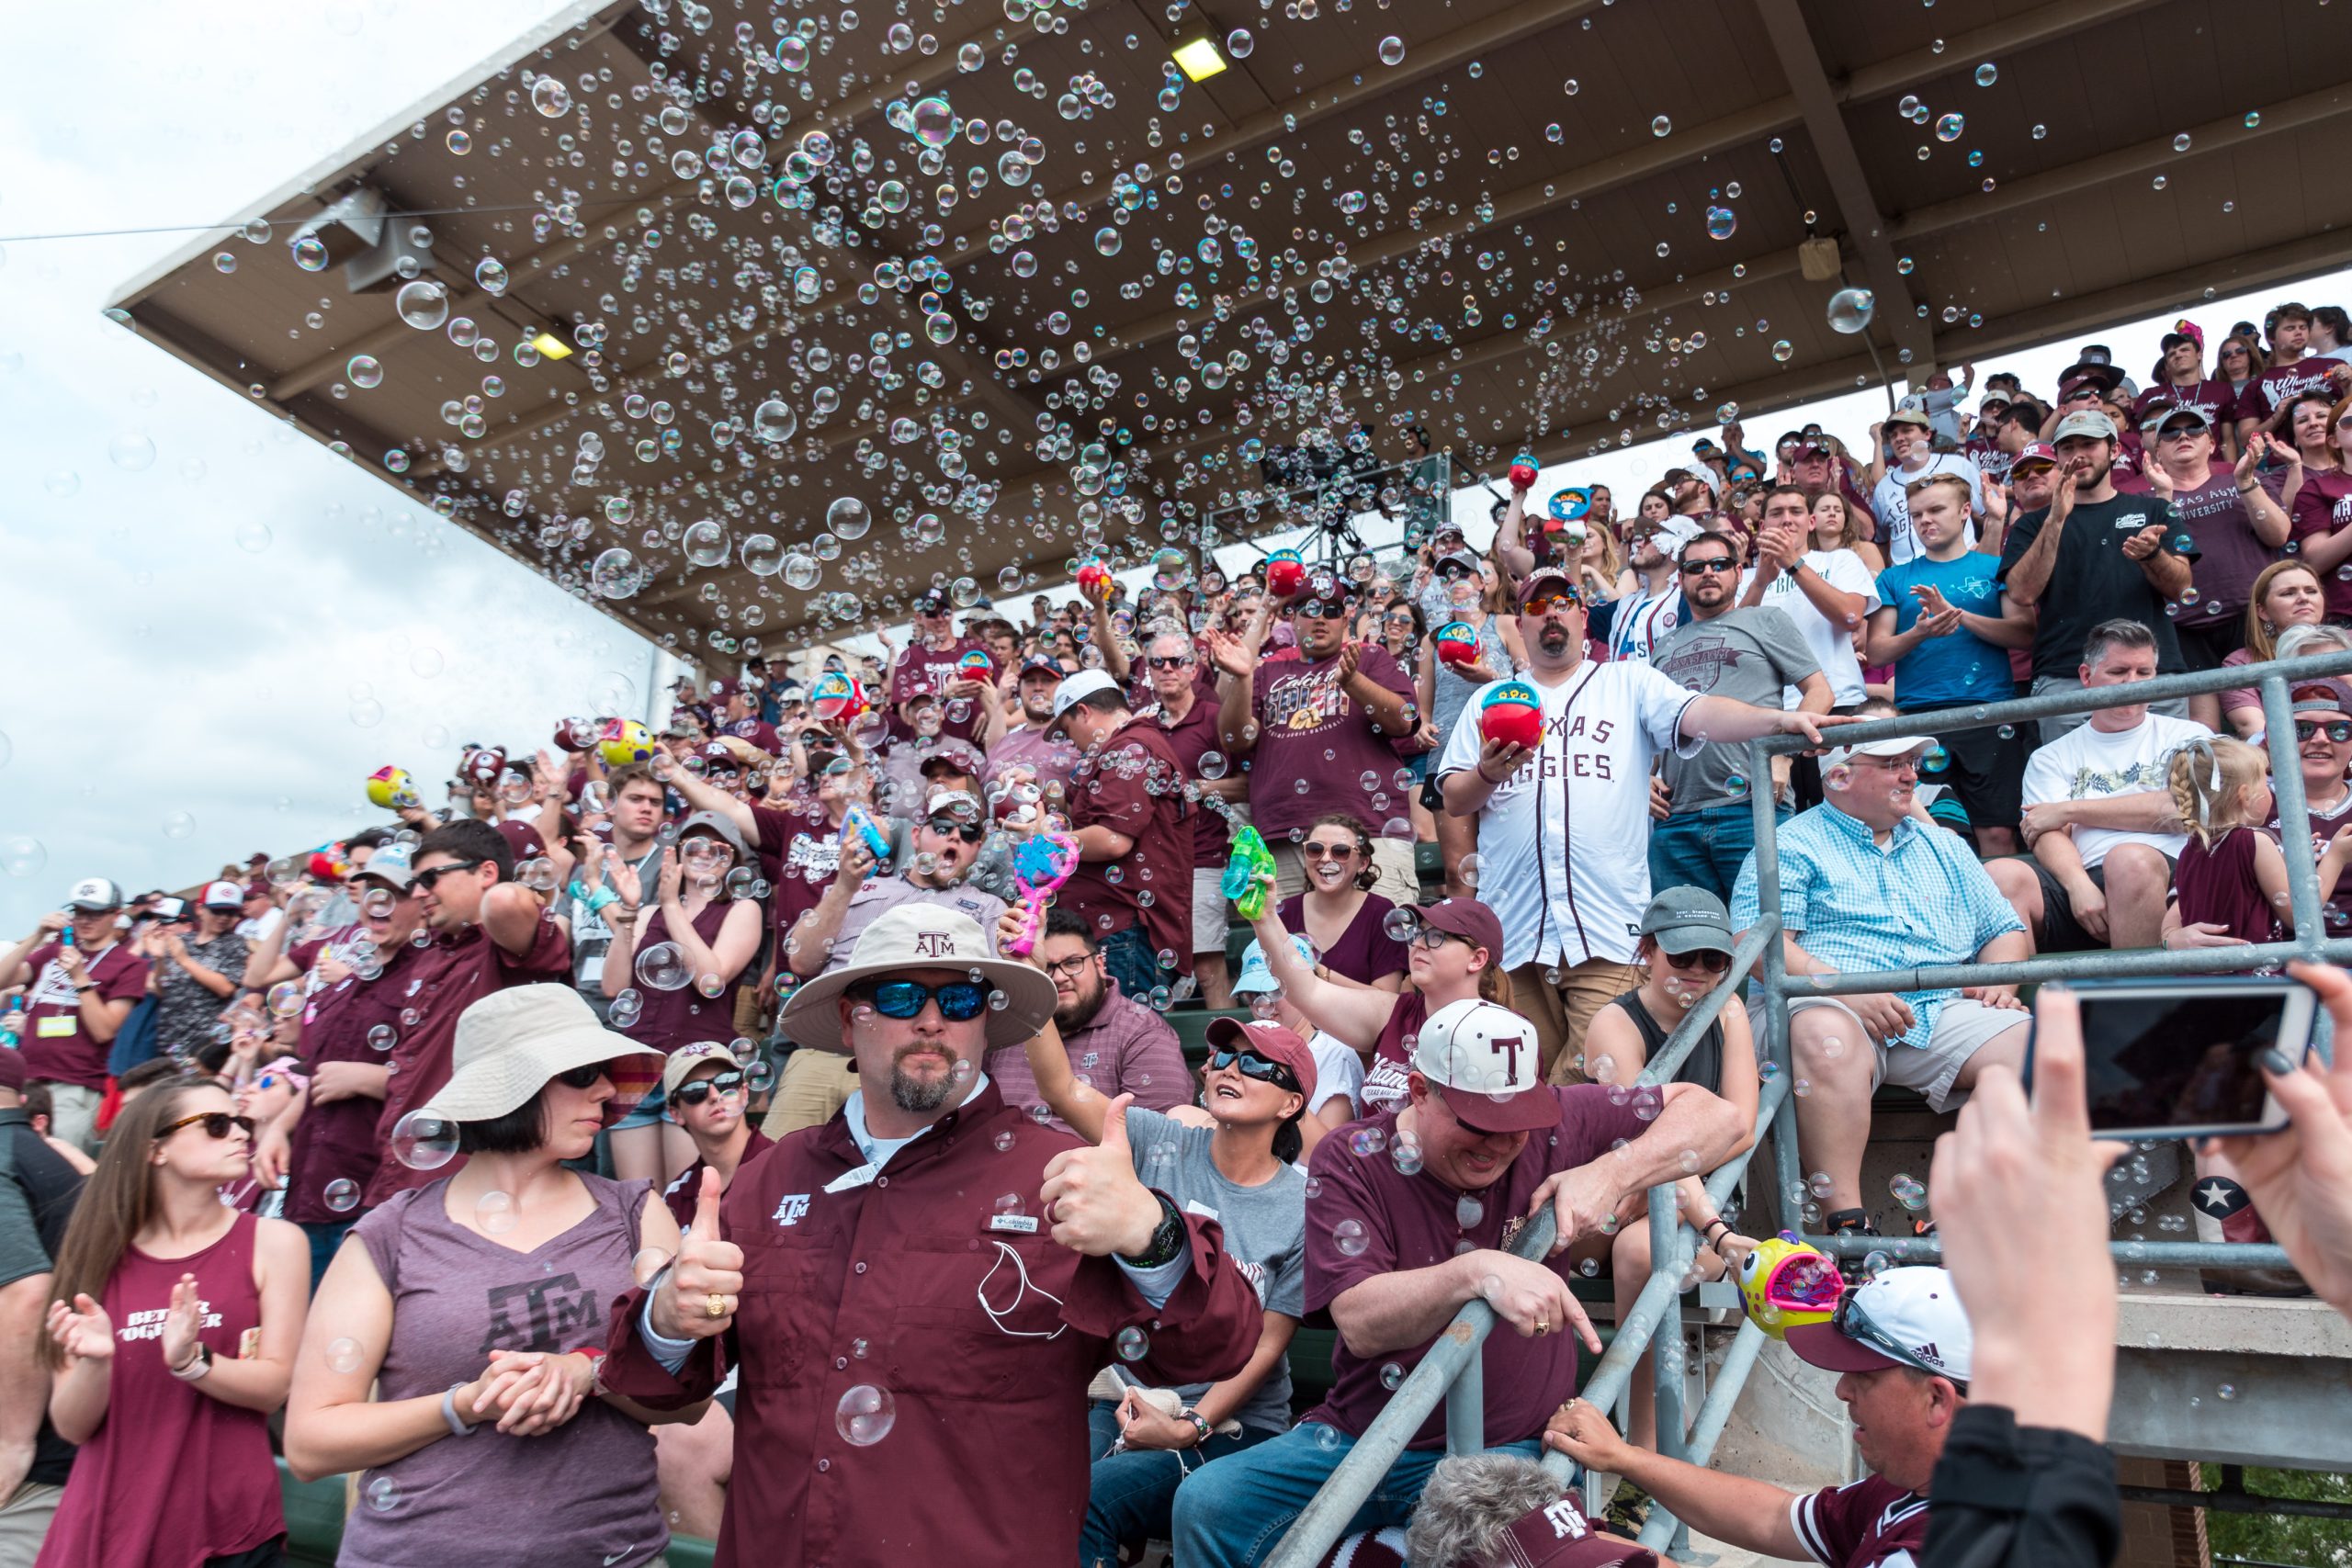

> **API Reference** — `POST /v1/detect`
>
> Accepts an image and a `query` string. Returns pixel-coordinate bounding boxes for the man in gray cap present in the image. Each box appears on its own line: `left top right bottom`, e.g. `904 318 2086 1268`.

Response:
0 880 143 1152
1997 408 2195 743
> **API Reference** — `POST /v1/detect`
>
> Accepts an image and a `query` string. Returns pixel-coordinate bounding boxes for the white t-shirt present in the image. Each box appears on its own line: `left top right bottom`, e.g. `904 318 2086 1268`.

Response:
1607 584 1684 665
1304 1030 1366 1122
1435 661 1700 969
2020 712 2208 869
1871 453 1984 565
1739 549 1881 708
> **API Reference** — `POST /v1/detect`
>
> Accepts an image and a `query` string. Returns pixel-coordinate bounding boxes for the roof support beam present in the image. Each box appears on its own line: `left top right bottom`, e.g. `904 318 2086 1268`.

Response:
1754 0 1937 377
1837 0 2168 105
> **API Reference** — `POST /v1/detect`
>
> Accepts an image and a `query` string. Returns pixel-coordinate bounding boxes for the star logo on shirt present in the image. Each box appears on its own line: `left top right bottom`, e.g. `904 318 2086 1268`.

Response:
2195 1179 2248 1216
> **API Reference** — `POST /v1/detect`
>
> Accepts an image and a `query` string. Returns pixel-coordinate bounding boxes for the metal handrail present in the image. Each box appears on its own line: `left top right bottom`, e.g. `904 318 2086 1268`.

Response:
1262 649 2348 1568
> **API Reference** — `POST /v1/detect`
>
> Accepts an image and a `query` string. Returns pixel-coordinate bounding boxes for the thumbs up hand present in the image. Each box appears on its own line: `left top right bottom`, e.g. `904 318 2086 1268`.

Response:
1039 1093 1167 1258
650 1167 746 1341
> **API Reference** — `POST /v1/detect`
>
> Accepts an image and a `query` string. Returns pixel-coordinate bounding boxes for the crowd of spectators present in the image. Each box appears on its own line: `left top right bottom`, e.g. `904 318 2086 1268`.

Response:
6 302 2352 1568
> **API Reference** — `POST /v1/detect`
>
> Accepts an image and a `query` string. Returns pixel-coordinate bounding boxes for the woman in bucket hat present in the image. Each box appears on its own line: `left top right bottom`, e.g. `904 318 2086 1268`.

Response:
285 986 700 1568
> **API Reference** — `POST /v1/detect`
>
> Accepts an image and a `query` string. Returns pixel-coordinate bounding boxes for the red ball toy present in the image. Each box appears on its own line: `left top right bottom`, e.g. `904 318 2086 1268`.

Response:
1434 620 1480 667
1508 452 1541 491
1264 548 1308 600
1479 680 1544 751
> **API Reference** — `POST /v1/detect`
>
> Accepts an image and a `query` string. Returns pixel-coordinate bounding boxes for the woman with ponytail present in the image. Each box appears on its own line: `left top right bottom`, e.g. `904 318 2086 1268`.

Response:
39 1077 308 1568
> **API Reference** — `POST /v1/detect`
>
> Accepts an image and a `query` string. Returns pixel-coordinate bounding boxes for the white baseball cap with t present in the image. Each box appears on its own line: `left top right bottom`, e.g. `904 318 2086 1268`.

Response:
1411 998 1556 1134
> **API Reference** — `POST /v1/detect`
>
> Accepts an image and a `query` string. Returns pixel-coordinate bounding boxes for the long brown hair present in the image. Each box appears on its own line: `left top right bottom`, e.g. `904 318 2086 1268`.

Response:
2242 560 2325 661
44 1078 209 1366
1309 812 1381 891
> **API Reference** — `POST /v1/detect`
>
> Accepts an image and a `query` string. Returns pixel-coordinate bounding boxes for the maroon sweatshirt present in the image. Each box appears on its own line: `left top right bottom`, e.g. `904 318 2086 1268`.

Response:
603 1080 1262 1567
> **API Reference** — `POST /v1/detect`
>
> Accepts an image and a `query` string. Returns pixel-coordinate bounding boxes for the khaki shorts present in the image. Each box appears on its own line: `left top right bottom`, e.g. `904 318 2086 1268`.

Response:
760 1046 856 1139
1769 995 2028 1111
1192 865 1229 953
1271 840 1422 909
0 1481 63 1568
34 1083 100 1156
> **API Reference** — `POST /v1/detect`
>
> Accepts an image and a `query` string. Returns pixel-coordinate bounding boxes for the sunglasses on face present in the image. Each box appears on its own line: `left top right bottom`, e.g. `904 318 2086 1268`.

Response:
1680 558 1739 576
412 859 486 892
1207 1047 1301 1093
1301 840 1361 861
2222 346 2250 358
1664 948 1733 975
156 1111 255 1142
554 1063 613 1090
924 816 986 843
673 1070 746 1108
2298 720 2352 743
1146 653 1194 670
861 978 991 1021
1521 590 1584 615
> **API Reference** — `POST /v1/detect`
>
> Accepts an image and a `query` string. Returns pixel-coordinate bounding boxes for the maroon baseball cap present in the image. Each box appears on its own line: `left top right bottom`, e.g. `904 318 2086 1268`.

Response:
1495 1492 1659 1567
1204 1017 1318 1107
0 1050 26 1094
1516 567 1582 608
492 818 547 864
1417 897 1506 957
2009 441 2058 472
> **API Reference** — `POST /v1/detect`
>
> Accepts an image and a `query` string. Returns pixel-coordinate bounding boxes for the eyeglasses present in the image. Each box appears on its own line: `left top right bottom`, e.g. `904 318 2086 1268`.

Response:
1146 653 1194 670
155 1111 255 1142
1207 1047 1301 1093
1301 840 1361 860
412 859 486 892
554 1063 612 1090
1404 924 1469 953
1043 953 1099 982
1849 754 1923 774
1664 948 1733 975
860 978 991 1021
924 816 987 843
1679 558 1739 576
1521 590 1584 615
2297 719 2352 743
673 1070 746 1108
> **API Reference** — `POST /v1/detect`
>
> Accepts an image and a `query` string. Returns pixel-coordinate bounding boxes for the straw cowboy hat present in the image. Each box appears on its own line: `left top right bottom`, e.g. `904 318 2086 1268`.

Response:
777 903 1057 1052
414 985 663 1126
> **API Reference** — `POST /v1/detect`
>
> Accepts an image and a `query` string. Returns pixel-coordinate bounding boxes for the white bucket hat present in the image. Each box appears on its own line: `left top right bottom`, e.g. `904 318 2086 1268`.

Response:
777 904 1057 1052
414 985 663 1125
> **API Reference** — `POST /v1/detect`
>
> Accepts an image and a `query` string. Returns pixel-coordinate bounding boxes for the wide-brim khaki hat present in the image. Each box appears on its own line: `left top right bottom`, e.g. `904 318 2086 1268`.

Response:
416 985 664 1126
778 903 1057 1052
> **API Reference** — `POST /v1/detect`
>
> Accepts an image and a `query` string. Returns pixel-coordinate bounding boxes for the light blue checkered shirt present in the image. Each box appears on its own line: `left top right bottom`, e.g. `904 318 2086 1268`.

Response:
1732 803 2024 1048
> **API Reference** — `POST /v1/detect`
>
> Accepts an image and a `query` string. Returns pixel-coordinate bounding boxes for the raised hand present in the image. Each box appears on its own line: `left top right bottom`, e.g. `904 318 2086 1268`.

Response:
47 1294 115 1365
605 847 645 911
1040 1093 1165 1258
654 847 684 909
650 1168 744 1341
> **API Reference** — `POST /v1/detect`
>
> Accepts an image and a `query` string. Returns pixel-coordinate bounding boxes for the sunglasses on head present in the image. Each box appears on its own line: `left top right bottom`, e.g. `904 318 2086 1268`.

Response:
1208 1047 1301 1092
412 859 486 892
2298 719 2352 743
554 1063 612 1090
861 978 991 1021
1664 947 1733 974
673 1070 746 1108
156 1111 255 1142
925 815 986 843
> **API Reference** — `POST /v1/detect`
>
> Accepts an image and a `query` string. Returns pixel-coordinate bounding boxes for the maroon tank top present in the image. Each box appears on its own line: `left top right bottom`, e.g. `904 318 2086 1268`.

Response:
37 1212 284 1568
2174 826 2285 945
619 899 741 1055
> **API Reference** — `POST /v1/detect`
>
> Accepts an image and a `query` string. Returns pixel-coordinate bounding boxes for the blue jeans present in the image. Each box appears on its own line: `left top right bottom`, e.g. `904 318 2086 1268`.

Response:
1170 1423 1550 1568
300 1217 358 1293
1097 924 1166 1004
1080 1400 1276 1567
1648 798 1790 907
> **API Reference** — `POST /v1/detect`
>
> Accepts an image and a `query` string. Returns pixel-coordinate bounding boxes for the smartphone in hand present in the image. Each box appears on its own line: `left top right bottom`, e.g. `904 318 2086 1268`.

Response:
2029 977 2318 1139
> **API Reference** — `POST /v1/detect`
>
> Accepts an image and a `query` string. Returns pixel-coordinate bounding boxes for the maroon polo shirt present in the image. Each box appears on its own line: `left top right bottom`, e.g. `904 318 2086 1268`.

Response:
659 1128 775 1230
751 801 844 969
1300 1087 1654 1450
1248 643 1420 843
1151 683 1233 868
1061 716 1195 976
17 942 146 1089
362 910 572 1207
286 940 423 1225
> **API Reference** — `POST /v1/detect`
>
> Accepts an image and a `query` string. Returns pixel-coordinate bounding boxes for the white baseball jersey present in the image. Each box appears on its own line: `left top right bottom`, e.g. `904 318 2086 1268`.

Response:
1437 662 1701 969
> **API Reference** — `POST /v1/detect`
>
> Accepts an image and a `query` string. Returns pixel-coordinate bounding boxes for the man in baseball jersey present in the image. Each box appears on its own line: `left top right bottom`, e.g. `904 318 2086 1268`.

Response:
1438 568 1846 1081
1547 1266 1973 1568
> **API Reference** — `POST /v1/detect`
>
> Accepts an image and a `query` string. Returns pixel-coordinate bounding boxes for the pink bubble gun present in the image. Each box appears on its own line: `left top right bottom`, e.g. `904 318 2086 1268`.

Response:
1004 832 1081 957
841 806 891 871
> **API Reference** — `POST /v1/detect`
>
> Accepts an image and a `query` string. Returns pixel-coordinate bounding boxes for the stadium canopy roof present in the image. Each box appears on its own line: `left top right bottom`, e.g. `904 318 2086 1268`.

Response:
108 0 2352 653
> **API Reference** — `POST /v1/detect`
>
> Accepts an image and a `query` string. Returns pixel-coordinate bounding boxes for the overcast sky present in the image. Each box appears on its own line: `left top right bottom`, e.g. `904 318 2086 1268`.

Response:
4 0 2347 936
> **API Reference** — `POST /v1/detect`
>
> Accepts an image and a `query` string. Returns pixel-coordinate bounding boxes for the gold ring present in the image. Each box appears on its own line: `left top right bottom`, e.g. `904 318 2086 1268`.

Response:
1535 1318 1550 1336
706 1292 727 1319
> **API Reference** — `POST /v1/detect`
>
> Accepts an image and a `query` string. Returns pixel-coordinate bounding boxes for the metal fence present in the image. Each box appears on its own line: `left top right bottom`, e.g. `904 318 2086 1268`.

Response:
1261 646 2352 1568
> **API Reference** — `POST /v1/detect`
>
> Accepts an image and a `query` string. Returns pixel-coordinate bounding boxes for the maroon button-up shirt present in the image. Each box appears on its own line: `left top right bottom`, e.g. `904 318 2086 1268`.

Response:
603 1080 1262 1568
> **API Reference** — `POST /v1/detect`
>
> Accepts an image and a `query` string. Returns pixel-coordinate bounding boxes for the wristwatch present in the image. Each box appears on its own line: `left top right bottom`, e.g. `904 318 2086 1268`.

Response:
169 1344 214 1382
1120 1193 1188 1269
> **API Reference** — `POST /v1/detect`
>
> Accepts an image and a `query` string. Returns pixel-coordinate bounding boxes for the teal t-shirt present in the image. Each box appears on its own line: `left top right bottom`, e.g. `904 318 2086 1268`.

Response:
1875 551 2013 706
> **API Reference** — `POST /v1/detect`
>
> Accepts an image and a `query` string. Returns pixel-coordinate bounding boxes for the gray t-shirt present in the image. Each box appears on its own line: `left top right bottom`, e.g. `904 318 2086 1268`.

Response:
1649 605 1820 813
1123 1108 1307 1435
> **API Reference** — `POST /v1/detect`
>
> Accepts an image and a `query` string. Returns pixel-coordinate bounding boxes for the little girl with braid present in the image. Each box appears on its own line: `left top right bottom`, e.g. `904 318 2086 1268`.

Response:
2169 736 2352 944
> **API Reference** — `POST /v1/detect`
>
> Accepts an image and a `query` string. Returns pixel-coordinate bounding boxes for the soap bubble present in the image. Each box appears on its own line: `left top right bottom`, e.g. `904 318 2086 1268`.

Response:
324 1179 361 1213
390 1111 458 1171
1 837 47 879
1115 1325 1151 1361
635 942 691 991
1377 35 1405 66
476 1190 517 1235
1333 1218 1370 1257
1826 288 1875 333
835 1384 897 1444
394 279 448 331
325 1337 364 1374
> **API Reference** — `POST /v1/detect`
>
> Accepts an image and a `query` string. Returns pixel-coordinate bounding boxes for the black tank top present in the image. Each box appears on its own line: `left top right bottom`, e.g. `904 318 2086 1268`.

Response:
1603 987 1724 1096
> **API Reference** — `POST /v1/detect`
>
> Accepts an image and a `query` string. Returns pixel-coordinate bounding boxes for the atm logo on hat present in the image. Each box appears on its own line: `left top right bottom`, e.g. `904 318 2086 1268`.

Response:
913 932 955 957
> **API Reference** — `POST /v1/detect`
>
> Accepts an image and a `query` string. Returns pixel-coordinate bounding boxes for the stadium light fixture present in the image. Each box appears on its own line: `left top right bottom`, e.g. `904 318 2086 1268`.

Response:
1172 37 1227 82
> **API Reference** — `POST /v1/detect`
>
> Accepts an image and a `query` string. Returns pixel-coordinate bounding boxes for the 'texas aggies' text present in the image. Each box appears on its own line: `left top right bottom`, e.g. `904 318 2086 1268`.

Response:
1494 708 1619 792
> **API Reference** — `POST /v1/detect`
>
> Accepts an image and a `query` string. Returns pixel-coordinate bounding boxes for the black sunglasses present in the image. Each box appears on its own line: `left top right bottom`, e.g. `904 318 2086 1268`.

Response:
861 978 991 1021
554 1063 613 1090
673 1070 746 1108
924 816 986 843
1207 1047 1301 1093
2298 719 2352 743
1680 558 1739 576
156 1111 255 1142
1664 948 1733 974
413 859 486 892
1146 653 1194 670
